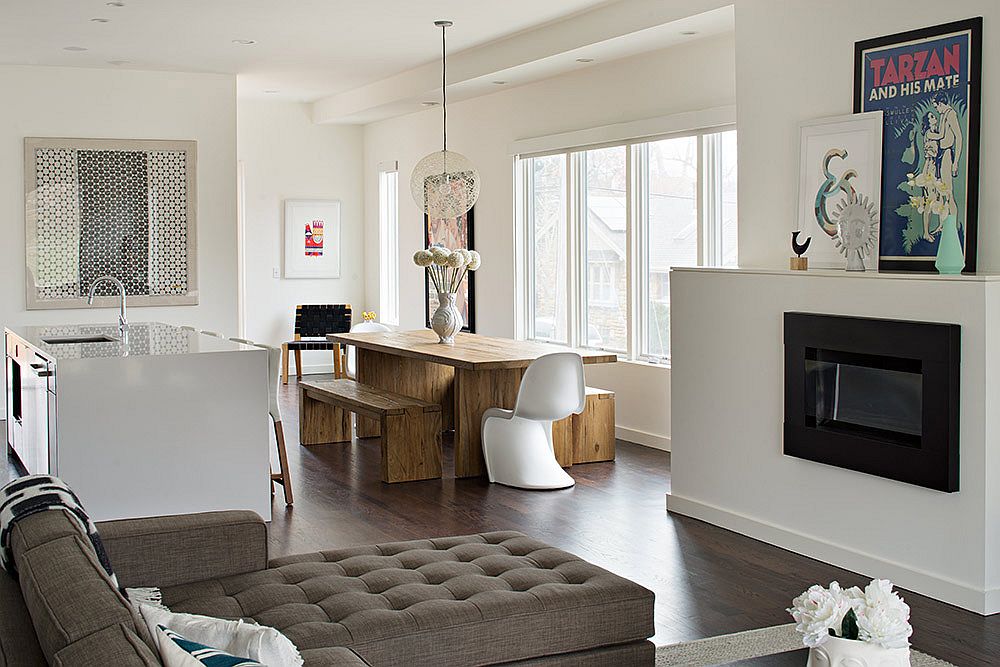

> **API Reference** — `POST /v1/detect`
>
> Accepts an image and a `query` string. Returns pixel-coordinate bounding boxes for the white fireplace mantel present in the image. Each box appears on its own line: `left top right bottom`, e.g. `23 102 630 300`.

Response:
668 266 1000 615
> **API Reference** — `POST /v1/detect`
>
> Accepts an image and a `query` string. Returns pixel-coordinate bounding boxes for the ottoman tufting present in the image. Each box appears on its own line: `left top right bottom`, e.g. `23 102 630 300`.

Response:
159 530 654 666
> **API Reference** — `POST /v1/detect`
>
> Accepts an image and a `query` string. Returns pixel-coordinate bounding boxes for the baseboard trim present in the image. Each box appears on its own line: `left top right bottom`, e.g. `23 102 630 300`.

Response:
666 493 998 615
616 426 670 451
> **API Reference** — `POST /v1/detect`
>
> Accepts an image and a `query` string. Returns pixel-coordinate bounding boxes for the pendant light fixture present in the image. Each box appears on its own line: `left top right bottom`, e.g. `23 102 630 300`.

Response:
410 20 481 219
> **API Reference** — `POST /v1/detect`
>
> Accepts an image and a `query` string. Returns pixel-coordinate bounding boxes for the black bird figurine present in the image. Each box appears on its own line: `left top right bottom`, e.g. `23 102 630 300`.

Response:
790 231 811 270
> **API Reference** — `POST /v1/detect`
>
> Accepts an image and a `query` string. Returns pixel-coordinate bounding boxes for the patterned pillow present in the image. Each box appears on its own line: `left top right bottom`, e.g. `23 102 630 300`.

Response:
153 625 263 667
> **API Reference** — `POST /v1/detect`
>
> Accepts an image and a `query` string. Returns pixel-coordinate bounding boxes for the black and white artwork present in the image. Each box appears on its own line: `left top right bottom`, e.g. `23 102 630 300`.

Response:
25 138 197 309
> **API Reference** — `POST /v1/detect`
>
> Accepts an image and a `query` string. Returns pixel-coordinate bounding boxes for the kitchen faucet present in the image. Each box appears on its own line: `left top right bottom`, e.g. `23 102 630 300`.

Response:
87 276 129 339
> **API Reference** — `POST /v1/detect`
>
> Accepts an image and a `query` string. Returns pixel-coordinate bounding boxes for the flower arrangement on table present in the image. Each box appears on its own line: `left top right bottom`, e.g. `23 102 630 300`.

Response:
788 579 912 665
412 245 482 294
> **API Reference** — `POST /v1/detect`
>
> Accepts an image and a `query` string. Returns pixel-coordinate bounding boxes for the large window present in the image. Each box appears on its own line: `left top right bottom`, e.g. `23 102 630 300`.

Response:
378 164 399 326
518 128 737 363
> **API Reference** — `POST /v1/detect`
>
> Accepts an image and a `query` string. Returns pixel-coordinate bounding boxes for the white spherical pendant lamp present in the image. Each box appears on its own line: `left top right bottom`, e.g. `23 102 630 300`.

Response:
410 21 481 219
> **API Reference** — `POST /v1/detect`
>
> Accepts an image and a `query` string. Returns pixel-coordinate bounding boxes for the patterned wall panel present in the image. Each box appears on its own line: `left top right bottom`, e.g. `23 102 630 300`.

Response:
24 138 197 309
34 149 81 300
77 150 150 297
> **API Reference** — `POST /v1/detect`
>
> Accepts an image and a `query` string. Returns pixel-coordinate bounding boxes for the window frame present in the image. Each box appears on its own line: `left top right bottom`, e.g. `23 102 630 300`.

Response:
377 162 399 326
516 124 736 365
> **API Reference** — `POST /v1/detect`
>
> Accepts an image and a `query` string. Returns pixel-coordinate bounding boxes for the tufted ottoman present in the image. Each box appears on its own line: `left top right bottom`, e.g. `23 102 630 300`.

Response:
158 530 654 666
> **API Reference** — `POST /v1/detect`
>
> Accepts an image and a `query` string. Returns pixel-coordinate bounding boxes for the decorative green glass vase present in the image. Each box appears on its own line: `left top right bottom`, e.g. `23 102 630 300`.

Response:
935 214 965 275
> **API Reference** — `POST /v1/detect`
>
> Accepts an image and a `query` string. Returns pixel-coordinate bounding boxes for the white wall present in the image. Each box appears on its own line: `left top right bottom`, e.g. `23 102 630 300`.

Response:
736 0 1000 270
238 101 365 371
0 65 238 334
361 35 737 445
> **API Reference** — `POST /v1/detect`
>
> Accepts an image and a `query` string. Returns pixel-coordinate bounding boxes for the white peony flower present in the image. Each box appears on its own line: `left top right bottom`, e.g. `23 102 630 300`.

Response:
788 583 852 648
446 250 466 268
412 249 434 267
856 581 911 650
430 245 451 265
467 250 482 271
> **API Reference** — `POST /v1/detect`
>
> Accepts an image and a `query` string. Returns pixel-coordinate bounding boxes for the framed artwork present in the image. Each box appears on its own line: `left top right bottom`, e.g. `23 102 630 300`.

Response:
283 199 341 279
424 206 476 333
795 112 884 269
24 137 198 309
855 17 982 272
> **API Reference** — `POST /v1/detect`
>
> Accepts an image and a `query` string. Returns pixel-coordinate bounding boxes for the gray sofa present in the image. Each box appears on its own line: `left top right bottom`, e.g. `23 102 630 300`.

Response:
0 509 654 666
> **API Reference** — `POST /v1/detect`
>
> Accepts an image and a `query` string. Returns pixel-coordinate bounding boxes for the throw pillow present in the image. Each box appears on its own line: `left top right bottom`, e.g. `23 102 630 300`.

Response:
140 604 303 667
153 624 263 667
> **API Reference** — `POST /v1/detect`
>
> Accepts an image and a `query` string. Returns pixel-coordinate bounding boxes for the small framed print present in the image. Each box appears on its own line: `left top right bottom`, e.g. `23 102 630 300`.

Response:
283 199 341 279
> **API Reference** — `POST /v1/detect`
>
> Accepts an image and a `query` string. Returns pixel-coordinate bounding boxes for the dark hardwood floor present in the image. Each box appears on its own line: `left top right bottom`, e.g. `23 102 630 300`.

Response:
5 373 999 664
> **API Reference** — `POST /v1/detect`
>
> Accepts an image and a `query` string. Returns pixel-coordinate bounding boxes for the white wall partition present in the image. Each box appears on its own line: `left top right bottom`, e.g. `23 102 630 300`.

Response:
669 267 1000 614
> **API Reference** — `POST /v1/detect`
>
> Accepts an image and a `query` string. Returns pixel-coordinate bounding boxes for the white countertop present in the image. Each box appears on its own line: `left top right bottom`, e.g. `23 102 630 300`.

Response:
5 322 256 360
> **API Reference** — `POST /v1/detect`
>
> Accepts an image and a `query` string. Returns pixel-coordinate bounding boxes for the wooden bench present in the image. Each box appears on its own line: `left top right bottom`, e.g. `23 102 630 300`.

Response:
299 379 442 483
552 387 616 467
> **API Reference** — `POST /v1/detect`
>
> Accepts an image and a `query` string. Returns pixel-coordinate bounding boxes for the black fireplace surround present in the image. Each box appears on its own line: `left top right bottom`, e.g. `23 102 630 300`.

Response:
784 313 960 492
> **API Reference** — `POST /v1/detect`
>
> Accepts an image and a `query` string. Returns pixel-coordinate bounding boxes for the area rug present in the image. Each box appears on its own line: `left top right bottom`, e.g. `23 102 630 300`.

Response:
654 623 955 666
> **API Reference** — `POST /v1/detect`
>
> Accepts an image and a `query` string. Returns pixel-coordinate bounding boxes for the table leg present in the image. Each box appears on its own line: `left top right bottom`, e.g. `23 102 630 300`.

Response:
454 367 525 478
355 348 455 438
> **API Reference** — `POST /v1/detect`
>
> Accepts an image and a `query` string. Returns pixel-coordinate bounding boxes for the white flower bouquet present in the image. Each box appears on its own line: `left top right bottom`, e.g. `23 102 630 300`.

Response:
413 245 481 295
788 579 912 650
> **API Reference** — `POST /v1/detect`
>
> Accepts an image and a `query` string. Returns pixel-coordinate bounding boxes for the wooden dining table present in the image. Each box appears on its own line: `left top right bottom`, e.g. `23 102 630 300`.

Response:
327 329 617 478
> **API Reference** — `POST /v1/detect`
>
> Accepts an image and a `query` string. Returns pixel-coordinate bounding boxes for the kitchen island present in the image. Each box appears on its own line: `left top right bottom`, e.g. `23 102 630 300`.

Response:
5 322 270 521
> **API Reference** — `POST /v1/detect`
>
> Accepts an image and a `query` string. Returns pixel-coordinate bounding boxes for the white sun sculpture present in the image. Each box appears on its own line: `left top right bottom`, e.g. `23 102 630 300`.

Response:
832 192 879 271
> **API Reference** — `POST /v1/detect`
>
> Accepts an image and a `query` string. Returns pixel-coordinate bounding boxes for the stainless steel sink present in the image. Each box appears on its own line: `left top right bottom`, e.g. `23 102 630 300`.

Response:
41 335 119 344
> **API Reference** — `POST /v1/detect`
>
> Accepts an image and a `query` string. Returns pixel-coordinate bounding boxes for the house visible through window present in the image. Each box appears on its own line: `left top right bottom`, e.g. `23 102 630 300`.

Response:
517 128 737 363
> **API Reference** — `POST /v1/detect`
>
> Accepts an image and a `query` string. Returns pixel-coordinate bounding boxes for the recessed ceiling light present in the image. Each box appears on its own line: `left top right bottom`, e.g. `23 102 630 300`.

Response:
108 59 130 66
492 80 507 85
681 30 699 36
63 46 88 52
91 17 111 23
232 39 256 45
421 101 439 107
106 1 125 6
264 89 280 94
575 58 594 63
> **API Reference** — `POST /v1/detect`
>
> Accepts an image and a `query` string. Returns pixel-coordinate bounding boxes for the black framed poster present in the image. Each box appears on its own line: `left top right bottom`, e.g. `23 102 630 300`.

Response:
424 206 476 333
854 17 982 272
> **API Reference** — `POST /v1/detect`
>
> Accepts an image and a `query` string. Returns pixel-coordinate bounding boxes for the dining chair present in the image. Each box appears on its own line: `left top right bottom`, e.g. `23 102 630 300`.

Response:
253 342 293 505
281 304 352 384
481 352 585 490
345 317 391 379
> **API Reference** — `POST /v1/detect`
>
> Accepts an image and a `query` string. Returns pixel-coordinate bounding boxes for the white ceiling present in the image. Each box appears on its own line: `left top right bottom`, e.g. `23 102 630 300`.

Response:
0 0 621 101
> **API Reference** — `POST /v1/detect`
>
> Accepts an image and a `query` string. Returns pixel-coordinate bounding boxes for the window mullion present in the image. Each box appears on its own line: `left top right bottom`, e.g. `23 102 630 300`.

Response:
630 144 647 362
519 158 533 340
568 152 585 349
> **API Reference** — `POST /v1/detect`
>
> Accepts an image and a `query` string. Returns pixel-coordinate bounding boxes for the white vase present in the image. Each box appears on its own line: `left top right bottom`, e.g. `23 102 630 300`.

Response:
807 637 910 667
431 292 463 344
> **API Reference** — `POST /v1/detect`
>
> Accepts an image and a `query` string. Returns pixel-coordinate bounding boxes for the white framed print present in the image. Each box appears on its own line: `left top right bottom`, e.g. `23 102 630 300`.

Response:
796 111 883 269
283 199 341 279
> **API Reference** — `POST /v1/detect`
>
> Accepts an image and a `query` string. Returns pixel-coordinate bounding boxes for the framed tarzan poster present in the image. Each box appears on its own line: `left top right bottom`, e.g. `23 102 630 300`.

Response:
854 17 982 272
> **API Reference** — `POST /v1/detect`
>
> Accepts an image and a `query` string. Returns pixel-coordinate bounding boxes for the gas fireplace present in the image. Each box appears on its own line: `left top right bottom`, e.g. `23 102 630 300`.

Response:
784 312 960 492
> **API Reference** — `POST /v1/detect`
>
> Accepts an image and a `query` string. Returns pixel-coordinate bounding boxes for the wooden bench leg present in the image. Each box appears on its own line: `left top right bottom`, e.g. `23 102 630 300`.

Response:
572 392 616 463
551 416 574 467
272 420 293 505
299 388 352 445
281 344 290 385
380 408 442 483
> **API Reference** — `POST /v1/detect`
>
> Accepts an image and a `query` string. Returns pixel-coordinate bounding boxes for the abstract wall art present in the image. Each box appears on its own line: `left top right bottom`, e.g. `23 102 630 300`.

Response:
283 199 341 279
24 137 198 309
